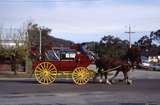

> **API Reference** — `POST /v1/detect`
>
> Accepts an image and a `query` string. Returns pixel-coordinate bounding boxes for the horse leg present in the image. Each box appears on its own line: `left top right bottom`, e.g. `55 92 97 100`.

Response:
104 72 111 85
93 72 98 81
99 70 104 83
123 71 132 85
130 62 134 72
93 68 103 83
98 68 103 83
110 70 120 83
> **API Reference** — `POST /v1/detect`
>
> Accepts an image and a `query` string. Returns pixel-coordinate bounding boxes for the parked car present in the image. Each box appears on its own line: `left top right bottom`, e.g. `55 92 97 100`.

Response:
149 63 160 71
139 60 150 69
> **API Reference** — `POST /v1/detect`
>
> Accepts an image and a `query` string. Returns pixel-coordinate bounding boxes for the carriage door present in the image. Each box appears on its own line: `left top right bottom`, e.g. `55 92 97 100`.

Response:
60 51 77 71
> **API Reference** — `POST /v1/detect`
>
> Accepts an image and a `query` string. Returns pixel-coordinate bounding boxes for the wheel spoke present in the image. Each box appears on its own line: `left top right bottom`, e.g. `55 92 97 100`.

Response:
84 78 88 82
48 64 53 71
44 77 48 84
40 64 45 70
35 69 44 73
48 67 56 72
35 73 44 78
73 75 81 80
48 74 55 81
49 73 57 77
39 77 44 83
45 62 49 70
49 70 56 75
36 66 43 71
35 70 44 76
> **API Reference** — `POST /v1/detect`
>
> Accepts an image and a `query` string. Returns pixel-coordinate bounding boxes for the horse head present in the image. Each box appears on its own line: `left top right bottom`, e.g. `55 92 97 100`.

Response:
127 46 142 69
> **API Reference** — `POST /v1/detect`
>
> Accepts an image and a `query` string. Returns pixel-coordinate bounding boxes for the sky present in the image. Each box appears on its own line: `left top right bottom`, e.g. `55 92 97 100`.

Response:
0 0 160 43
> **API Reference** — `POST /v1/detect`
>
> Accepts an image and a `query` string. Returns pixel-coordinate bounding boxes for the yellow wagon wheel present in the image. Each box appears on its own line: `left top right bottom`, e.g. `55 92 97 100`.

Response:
35 62 57 85
72 67 90 85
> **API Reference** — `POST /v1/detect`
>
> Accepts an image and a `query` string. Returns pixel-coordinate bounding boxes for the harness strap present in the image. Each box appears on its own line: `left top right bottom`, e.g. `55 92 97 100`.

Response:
103 65 122 73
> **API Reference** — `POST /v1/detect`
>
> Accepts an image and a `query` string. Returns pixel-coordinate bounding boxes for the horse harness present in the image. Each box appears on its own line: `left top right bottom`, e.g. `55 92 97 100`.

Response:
102 65 122 73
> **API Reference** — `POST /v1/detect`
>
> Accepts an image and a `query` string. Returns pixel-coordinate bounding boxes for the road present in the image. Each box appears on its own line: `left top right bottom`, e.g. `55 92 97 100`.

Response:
0 70 160 105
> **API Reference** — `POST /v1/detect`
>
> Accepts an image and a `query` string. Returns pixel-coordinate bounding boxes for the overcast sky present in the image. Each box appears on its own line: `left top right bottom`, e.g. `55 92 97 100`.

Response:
0 0 160 43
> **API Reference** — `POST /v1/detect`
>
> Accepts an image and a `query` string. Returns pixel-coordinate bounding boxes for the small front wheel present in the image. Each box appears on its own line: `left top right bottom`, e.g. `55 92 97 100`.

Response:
72 67 90 85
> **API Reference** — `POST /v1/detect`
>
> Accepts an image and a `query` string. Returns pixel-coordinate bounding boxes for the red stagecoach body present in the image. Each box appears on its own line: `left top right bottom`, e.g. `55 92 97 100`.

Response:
32 46 95 85
33 48 91 71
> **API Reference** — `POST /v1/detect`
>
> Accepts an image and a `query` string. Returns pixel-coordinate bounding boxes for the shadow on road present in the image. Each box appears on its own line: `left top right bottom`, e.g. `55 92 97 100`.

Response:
0 79 103 85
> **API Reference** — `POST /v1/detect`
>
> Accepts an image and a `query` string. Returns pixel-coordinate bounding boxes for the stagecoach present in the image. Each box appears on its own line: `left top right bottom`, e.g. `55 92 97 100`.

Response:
32 46 95 85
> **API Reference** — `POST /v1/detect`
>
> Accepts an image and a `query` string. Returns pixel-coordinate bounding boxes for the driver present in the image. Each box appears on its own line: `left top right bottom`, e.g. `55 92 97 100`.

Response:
80 43 94 61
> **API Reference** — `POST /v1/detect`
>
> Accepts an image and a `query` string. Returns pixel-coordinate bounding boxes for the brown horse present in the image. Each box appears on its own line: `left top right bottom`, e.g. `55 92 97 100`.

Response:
94 56 131 85
94 46 141 85
127 46 142 69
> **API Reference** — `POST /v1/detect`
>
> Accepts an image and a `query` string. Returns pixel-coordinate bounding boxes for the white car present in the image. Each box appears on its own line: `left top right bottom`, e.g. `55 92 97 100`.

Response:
149 63 160 71
140 60 150 69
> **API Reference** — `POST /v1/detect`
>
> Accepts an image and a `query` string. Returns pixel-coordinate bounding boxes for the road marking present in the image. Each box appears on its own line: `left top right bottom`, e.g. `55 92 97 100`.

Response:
55 93 80 97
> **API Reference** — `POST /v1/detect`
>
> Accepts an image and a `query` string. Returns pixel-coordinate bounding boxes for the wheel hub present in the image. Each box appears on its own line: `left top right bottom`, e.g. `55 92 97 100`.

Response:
44 70 49 76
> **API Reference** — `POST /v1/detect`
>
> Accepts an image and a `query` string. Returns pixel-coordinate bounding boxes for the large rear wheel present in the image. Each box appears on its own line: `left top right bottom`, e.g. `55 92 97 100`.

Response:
72 67 90 85
35 62 57 85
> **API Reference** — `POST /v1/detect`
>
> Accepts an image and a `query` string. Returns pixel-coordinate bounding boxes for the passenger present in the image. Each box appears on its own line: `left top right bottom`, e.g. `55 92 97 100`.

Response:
86 47 95 61
80 43 88 55
80 43 94 61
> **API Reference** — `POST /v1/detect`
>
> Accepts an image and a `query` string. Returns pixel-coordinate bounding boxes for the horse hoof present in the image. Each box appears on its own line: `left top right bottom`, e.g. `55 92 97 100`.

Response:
99 79 103 83
106 80 112 85
110 80 115 84
106 82 112 85
118 79 123 82
93 78 96 82
126 80 133 85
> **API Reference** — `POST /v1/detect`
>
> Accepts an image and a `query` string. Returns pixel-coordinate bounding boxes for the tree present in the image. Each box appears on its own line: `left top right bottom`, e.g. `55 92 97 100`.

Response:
150 30 160 44
27 23 53 60
95 35 129 58
135 34 160 57
137 35 152 49
0 27 27 75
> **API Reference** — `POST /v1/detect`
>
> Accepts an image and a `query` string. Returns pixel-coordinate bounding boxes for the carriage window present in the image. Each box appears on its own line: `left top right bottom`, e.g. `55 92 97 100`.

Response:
66 53 69 58
45 50 60 61
70 53 76 58
61 51 76 61
65 53 76 58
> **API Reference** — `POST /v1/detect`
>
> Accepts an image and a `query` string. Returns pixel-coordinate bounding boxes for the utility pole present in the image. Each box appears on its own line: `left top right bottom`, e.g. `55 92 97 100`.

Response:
39 27 42 60
25 30 29 72
125 25 135 48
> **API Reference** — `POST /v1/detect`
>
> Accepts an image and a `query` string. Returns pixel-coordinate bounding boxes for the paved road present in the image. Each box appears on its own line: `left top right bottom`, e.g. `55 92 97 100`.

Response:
0 79 160 105
0 70 160 105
